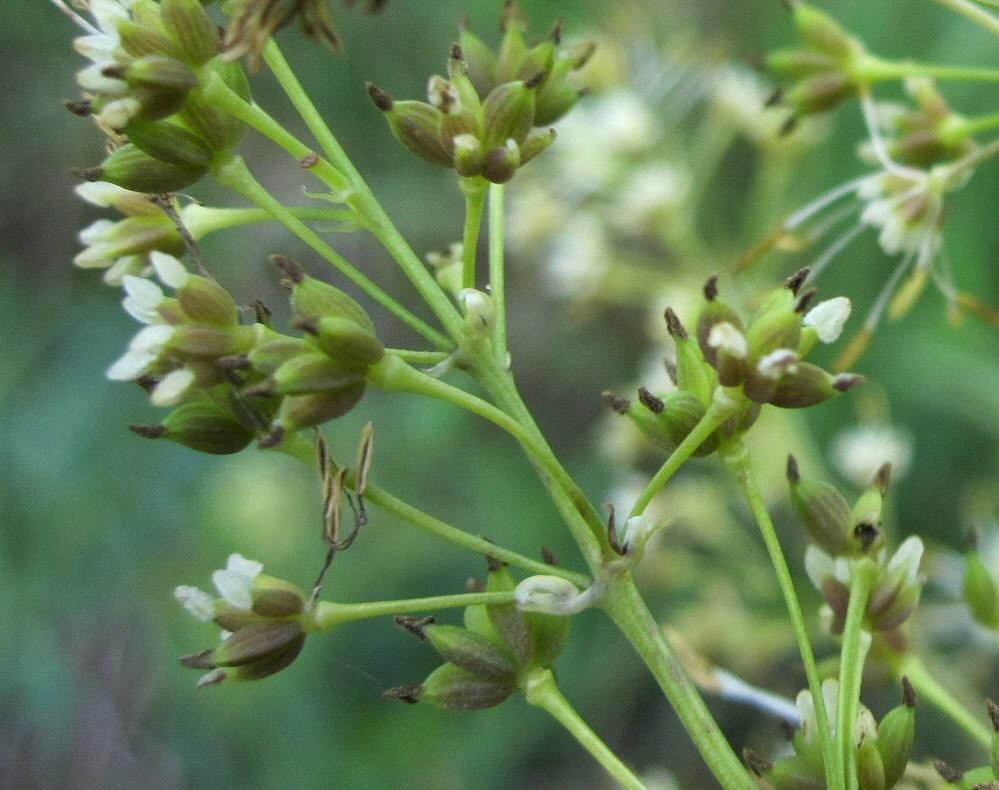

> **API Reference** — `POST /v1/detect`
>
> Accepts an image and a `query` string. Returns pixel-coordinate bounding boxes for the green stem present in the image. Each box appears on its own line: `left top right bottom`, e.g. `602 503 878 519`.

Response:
724 442 841 790
261 41 466 343
603 574 757 790
836 562 876 790
941 110 999 142
930 0 999 38
311 591 514 630
887 653 991 749
384 349 451 366
213 156 452 350
461 180 487 289
629 397 736 519
488 183 508 364
524 668 650 790
184 205 355 237
861 56 999 84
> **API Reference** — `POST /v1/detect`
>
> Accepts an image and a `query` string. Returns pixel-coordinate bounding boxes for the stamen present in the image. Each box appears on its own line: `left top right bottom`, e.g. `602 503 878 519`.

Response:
784 174 873 231
866 251 916 331
858 88 923 181
805 221 866 284
51 0 101 35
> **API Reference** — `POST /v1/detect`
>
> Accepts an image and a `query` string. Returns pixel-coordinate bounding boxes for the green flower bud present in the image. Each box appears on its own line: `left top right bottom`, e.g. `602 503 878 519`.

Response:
482 140 521 184
786 72 853 116
423 625 516 680
769 365 861 409
123 119 214 168
695 277 743 368
766 48 839 78
519 127 556 165
482 80 537 150
274 382 367 432
526 610 570 669
303 316 385 367
876 678 916 788
250 580 307 618
486 563 533 667
793 3 853 58
767 756 826 790
463 603 501 642
168 324 254 358
182 621 303 669
964 549 999 628
636 388 717 457
116 19 186 60
515 33 556 83
367 85 453 167
248 335 310 376
457 25 498 98
132 400 254 454
447 44 484 116
664 308 715 405
159 0 218 66
273 256 375 332
787 455 853 555
412 662 516 710
453 134 485 177
265 352 366 396
534 79 581 127
82 143 208 193
108 54 198 95
745 305 802 362
175 275 240 328
495 4 528 84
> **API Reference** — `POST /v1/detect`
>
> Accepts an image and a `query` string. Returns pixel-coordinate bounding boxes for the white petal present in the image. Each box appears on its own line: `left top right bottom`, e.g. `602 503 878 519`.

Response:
79 218 114 246
151 368 196 406
73 33 117 62
130 324 173 353
756 349 799 379
98 97 141 129
106 348 155 380
212 569 254 610
887 536 924 585
226 553 264 578
804 545 835 591
75 181 125 208
123 275 164 308
103 254 150 286
174 585 215 622
804 297 851 343
89 0 130 35
707 321 747 359
74 245 115 269
150 251 189 289
76 62 126 93
514 575 582 615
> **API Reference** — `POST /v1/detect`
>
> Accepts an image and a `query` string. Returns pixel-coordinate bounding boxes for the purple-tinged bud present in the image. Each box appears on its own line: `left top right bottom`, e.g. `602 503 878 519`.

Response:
482 140 521 184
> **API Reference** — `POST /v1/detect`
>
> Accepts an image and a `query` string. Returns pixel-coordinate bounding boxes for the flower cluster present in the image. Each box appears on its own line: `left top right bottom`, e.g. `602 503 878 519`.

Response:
745 678 916 790
366 3 593 184
788 457 925 635
175 554 309 685
385 563 572 710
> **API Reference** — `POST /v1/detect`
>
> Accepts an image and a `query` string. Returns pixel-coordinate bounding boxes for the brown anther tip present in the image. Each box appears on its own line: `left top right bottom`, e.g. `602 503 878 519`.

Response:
833 373 864 392
873 462 892 494
549 19 563 44
257 426 285 449
524 71 546 90
637 387 665 415
101 63 127 79
253 300 272 325
786 454 800 483
664 307 688 339
742 748 772 776
785 267 811 295
64 99 92 116
933 760 964 783
270 254 305 283
541 546 559 566
72 166 103 182
486 555 503 572
901 676 916 708
780 115 799 137
383 685 421 704
764 86 784 107
394 615 434 640
466 576 484 593
129 424 166 439
215 354 251 371
703 275 719 301
365 82 394 111
299 152 320 169
602 391 630 415
795 287 819 314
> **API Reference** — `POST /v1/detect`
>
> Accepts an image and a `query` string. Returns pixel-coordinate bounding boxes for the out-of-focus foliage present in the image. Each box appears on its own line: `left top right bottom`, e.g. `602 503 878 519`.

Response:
3 1 999 788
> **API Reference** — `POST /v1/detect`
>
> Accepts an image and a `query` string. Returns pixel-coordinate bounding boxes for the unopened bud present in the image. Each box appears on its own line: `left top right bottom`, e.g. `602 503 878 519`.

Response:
482 81 536 150
415 662 516 710
482 140 521 184
273 382 367 432
787 455 853 555
769 363 860 409
159 0 218 66
766 48 839 78
514 575 583 615
786 72 852 116
150 400 254 454
423 625 516 680
486 563 533 666
458 25 499 98
876 679 916 788
963 549 999 628
459 288 496 334
87 143 208 193
273 257 376 332
123 119 214 168
368 86 453 167
266 352 367 396
453 133 484 177
304 316 385 367
793 3 853 58
519 127 556 165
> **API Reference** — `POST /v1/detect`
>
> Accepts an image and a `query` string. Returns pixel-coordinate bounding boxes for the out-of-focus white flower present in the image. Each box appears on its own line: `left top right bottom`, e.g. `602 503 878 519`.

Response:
832 423 913 488
612 163 691 235
542 213 610 301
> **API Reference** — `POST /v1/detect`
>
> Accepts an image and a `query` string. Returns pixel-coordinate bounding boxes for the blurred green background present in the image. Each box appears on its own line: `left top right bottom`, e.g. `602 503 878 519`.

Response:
3 1 999 788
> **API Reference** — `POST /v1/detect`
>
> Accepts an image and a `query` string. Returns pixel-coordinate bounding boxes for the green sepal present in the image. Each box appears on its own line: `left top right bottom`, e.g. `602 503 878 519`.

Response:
423 625 516 680
963 550 999 628
159 0 218 66
270 352 366 396
275 384 367 431
305 316 385 367
124 119 214 168
160 400 254 454
90 143 208 192
417 662 516 710
485 564 533 667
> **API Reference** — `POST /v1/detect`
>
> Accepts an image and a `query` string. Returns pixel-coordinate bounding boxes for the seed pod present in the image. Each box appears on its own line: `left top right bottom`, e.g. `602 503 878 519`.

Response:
159 0 218 66
124 119 214 168
520 127 556 165
156 400 255 454
423 625 516 680
876 679 916 788
417 662 516 710
305 316 385 367
766 48 839 78
275 382 367 431
269 353 366 396
963 549 999 628
793 3 853 58
85 143 208 193
482 140 521 184
482 80 536 150
787 455 852 555
486 563 533 667
368 85 453 167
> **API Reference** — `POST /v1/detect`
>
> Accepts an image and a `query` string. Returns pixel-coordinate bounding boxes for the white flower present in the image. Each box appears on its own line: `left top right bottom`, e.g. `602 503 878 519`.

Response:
707 322 748 359
886 536 924 588
804 544 851 591
211 553 264 610
756 348 799 380
803 297 852 343
542 214 609 301
174 585 214 622
105 324 173 380
103 254 150 286
612 164 690 234
122 275 165 324
150 368 197 407
150 251 189 289
832 424 913 488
